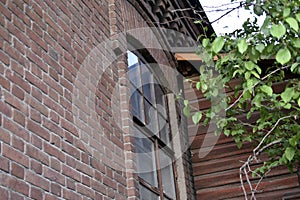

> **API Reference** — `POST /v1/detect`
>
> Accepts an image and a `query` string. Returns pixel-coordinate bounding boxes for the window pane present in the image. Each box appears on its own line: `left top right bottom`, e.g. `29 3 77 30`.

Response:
135 129 158 187
139 184 160 200
128 51 139 67
159 150 176 199
131 87 145 123
141 64 155 105
154 84 167 117
158 114 170 145
144 100 159 135
128 64 141 88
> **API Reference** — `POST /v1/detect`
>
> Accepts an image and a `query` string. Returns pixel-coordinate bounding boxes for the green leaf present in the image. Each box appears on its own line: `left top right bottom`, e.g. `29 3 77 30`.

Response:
270 24 286 39
298 98 300 107
196 82 201 90
276 48 291 65
289 137 298 147
224 130 230 137
296 13 300 22
292 38 300 48
183 106 190 117
260 85 273 96
212 37 225 53
184 100 189 106
255 43 265 53
286 17 299 31
251 71 260 79
291 63 299 72
192 111 202 124
285 147 295 161
237 39 248 54
283 8 291 18
202 38 210 48
281 87 295 103
245 61 256 70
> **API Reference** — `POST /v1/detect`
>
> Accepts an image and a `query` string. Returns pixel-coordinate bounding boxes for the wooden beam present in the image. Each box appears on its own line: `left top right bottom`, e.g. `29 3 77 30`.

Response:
175 52 224 61
175 53 202 61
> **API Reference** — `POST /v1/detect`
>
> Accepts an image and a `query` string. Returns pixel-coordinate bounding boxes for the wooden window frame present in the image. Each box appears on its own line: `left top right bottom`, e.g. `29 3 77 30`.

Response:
128 51 179 200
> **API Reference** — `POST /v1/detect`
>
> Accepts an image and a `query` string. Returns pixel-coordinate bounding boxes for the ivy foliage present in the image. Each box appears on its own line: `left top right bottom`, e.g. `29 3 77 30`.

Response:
187 0 300 173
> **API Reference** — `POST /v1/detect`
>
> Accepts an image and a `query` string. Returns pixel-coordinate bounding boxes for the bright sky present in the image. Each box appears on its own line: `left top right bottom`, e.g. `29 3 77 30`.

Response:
199 0 264 35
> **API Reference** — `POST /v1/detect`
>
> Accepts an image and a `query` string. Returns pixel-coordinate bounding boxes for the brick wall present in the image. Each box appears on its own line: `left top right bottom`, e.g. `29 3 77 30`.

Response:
0 0 128 199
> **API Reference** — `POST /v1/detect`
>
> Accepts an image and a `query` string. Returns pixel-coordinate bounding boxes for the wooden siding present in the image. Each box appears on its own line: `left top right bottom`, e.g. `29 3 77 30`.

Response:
184 76 300 200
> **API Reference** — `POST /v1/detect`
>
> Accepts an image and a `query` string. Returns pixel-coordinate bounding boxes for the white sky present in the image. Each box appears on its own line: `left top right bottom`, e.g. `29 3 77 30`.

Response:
199 0 264 35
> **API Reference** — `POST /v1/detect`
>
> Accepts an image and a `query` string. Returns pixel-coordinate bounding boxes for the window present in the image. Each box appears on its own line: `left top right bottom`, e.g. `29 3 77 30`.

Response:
127 51 177 200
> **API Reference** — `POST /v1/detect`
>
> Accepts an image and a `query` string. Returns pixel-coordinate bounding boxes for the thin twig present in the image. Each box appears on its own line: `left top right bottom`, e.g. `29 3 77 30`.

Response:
226 66 289 111
253 116 294 154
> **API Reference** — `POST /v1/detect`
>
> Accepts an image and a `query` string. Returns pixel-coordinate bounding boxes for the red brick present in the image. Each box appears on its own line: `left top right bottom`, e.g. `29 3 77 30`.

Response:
44 166 65 185
4 91 28 114
0 187 8 200
0 76 10 90
30 159 42 175
2 143 29 167
0 101 12 118
66 178 76 190
12 134 25 152
10 191 24 200
13 109 25 127
29 108 42 123
51 182 62 196
44 142 65 162
11 162 25 179
1 173 29 196
61 119 78 137
62 141 80 160
3 117 29 141
5 71 30 93
62 164 80 182
0 156 9 172
44 193 61 200
26 144 49 165
10 59 24 76
25 71 48 94
31 134 42 149
0 49 9 65
63 188 82 200
25 171 50 191
0 2 12 21
30 186 43 200
50 157 61 172
76 183 95 199
27 120 50 141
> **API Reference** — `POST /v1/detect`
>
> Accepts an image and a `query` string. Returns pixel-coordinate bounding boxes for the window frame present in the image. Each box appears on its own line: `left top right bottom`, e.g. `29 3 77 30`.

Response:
127 50 179 200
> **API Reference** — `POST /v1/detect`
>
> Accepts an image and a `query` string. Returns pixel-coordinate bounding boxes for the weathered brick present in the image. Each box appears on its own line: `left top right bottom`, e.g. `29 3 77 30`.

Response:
2 143 29 167
0 173 29 196
26 144 49 165
3 117 29 141
25 171 50 191
13 109 25 127
50 182 61 196
11 162 25 179
30 159 42 175
27 120 50 141
76 183 95 199
0 156 9 172
0 186 9 200
30 186 43 200
63 188 82 200
12 134 25 152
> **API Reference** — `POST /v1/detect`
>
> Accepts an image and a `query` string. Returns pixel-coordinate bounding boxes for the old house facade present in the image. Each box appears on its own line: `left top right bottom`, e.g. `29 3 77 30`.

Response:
0 0 299 199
